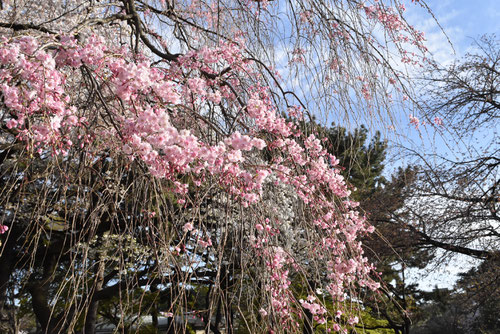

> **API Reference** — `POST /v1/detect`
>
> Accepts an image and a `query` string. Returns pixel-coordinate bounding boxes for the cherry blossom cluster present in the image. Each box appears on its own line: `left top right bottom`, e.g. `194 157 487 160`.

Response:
0 31 378 333
362 2 428 56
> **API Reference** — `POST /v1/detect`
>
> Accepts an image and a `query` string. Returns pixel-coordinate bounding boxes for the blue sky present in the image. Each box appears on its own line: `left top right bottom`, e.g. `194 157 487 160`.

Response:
391 0 499 156
407 0 499 62
399 0 499 291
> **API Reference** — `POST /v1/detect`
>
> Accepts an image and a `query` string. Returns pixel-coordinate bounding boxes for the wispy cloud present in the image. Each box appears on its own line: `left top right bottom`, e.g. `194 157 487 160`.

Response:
406 0 500 66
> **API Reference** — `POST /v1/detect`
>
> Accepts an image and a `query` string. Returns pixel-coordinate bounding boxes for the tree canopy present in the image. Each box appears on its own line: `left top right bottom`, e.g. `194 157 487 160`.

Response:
0 0 432 333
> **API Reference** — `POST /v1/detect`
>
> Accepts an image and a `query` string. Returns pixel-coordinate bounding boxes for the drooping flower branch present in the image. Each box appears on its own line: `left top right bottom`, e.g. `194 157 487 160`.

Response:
0 0 429 332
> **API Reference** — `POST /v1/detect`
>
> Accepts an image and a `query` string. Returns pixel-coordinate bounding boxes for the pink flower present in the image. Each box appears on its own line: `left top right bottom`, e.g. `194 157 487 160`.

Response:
227 132 253 151
0 225 8 234
66 115 79 126
6 119 17 129
198 238 212 248
183 223 194 232
409 114 420 129
252 138 266 150
434 117 443 126
187 78 207 96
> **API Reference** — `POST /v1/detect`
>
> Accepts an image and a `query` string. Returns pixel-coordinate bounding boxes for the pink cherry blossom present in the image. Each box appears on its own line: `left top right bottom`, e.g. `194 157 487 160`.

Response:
0 225 8 234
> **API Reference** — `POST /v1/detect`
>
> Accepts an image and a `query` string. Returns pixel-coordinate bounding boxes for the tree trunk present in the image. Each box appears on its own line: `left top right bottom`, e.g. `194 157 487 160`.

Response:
83 259 106 334
28 283 53 334
28 254 61 334
150 284 159 334
0 250 14 334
